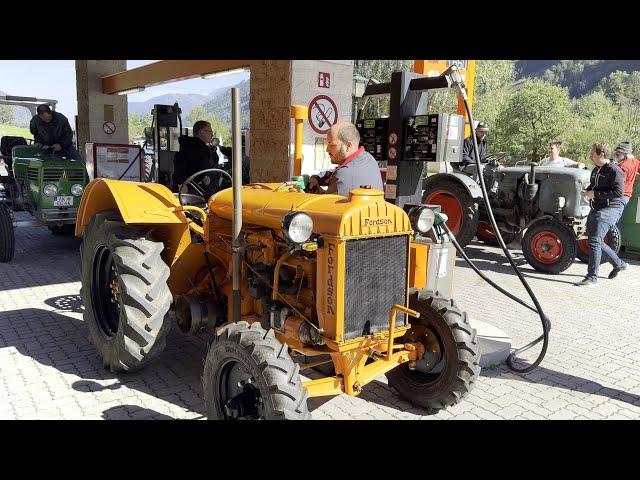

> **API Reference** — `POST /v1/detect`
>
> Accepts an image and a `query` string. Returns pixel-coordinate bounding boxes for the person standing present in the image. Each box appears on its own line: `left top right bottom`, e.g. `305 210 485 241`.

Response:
575 144 628 286
613 141 640 231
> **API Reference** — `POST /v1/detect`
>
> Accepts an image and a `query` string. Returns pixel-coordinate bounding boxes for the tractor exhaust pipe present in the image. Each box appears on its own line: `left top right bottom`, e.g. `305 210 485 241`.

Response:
231 87 243 324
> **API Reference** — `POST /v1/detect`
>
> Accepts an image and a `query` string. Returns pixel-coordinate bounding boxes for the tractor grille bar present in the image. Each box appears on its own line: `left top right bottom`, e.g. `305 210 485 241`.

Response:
42 169 85 182
27 168 39 181
343 235 408 340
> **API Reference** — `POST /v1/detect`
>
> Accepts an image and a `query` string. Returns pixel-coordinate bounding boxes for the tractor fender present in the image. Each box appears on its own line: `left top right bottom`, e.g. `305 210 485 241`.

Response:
75 178 191 266
423 172 483 200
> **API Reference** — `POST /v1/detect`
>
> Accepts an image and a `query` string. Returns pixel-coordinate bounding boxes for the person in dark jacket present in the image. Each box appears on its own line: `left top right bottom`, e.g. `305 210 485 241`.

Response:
459 121 489 171
173 120 232 195
30 104 84 163
575 143 628 286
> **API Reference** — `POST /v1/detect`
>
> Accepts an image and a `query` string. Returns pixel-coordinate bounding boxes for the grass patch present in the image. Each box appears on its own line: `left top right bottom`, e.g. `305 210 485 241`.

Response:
0 124 32 140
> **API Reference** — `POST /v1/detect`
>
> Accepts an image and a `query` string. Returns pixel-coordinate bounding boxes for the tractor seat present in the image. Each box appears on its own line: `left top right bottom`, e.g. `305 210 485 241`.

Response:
0 136 27 171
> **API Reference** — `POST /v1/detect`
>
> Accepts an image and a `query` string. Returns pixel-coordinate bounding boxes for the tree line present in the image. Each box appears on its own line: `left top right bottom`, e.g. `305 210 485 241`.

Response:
354 60 640 167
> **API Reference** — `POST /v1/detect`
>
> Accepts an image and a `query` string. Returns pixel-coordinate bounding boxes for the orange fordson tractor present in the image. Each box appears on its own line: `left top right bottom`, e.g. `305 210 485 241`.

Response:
75 175 480 419
75 92 480 421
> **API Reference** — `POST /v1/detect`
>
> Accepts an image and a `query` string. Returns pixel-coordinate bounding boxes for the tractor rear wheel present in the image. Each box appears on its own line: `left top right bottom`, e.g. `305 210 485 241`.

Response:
576 225 621 264
203 321 310 420
0 204 15 263
476 221 518 246
423 178 479 248
386 293 481 412
80 210 172 372
522 219 576 274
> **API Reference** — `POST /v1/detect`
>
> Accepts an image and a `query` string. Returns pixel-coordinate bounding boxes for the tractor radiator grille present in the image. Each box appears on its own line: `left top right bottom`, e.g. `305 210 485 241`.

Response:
42 169 84 182
67 170 85 182
27 168 39 181
343 235 408 340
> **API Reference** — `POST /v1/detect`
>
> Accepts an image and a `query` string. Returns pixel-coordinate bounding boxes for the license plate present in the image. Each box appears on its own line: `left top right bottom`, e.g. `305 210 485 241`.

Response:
53 196 73 207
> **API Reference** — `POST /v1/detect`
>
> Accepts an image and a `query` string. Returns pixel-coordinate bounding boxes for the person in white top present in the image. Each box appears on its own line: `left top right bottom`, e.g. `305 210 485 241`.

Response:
538 139 585 168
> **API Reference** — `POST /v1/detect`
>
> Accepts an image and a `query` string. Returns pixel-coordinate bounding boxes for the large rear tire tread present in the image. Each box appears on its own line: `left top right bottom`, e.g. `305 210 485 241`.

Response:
576 224 621 264
476 222 518 246
423 178 479 248
0 204 15 263
522 219 576 274
203 321 310 420
80 210 172 373
386 293 481 412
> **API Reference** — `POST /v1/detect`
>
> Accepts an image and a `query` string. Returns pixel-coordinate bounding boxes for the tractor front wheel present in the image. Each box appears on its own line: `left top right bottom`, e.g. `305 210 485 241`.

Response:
386 293 481 412
423 179 479 248
576 225 621 264
203 321 310 420
522 219 576 274
80 210 172 372
0 204 15 263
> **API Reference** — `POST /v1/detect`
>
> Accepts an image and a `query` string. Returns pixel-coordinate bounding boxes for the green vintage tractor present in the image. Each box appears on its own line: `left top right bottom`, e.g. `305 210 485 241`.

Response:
0 96 87 263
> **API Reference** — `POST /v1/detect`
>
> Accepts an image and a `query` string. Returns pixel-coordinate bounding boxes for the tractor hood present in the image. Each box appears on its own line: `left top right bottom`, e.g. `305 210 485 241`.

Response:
208 183 412 238
12 146 85 170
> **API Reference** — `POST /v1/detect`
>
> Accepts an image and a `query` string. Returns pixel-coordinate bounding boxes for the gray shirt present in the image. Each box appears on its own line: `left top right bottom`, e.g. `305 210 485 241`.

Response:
333 149 384 197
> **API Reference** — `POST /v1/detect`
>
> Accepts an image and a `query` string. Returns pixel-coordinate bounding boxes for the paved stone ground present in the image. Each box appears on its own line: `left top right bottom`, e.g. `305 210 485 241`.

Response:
2 212 640 420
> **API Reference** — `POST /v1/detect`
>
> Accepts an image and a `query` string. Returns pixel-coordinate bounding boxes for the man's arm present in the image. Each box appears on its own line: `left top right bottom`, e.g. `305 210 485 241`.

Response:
58 116 74 149
218 146 233 158
29 118 44 146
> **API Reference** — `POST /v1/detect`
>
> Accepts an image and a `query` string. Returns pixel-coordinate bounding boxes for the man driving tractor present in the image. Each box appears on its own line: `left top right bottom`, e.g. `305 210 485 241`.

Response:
29 104 84 163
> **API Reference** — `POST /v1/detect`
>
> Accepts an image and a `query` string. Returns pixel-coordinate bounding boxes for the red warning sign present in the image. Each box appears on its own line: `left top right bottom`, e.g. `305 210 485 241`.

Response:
308 95 338 134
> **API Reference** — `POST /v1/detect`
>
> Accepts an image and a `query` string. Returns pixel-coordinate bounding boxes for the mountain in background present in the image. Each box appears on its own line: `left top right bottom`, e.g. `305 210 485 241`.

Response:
516 60 640 97
202 79 250 129
128 93 214 118
127 81 250 129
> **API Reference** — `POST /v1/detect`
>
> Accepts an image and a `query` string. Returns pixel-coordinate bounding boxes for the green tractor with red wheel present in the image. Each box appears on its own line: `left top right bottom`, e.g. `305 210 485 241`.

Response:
422 158 621 274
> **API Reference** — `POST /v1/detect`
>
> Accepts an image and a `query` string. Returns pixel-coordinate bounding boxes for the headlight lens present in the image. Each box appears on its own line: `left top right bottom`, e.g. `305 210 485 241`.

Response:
282 212 314 244
408 206 436 233
43 184 58 196
71 184 84 196
557 196 566 208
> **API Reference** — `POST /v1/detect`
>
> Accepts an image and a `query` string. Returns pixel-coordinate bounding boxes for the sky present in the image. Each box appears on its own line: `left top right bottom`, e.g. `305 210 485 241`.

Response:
0 60 249 119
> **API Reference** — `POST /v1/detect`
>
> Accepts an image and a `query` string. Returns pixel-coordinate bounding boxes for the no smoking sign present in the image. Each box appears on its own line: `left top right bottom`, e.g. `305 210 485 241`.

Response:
308 95 338 135
103 121 116 135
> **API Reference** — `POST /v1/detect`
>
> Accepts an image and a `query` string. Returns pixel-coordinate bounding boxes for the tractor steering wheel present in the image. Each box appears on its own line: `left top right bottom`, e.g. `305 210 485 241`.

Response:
178 168 233 208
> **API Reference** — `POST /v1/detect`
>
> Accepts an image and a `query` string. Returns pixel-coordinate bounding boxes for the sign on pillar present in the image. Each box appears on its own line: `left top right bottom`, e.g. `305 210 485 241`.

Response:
308 94 338 135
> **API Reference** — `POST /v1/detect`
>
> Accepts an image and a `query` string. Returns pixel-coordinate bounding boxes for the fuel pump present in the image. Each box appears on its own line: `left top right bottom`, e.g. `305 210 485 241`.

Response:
147 103 189 188
355 67 550 373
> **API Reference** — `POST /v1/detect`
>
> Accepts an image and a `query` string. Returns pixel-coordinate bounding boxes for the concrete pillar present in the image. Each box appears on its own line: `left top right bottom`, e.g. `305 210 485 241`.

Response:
248 60 354 183
75 60 129 157
248 60 293 182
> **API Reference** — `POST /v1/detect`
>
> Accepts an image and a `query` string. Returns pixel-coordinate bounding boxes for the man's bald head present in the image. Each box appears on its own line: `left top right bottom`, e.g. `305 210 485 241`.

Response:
326 121 361 164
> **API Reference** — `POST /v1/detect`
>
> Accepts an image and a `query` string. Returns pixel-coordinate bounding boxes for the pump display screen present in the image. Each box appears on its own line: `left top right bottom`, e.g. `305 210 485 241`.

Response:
357 117 389 161
403 114 439 161
403 113 464 162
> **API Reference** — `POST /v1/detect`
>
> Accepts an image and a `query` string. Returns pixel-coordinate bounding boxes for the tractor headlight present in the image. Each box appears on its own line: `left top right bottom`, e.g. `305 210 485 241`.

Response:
71 184 84 196
408 206 436 233
43 184 58 197
282 212 314 244
557 196 566 208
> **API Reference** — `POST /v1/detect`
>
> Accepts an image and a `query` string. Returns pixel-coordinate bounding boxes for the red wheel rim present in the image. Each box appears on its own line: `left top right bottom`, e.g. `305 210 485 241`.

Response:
477 222 496 238
424 189 463 235
577 232 610 256
530 231 564 264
